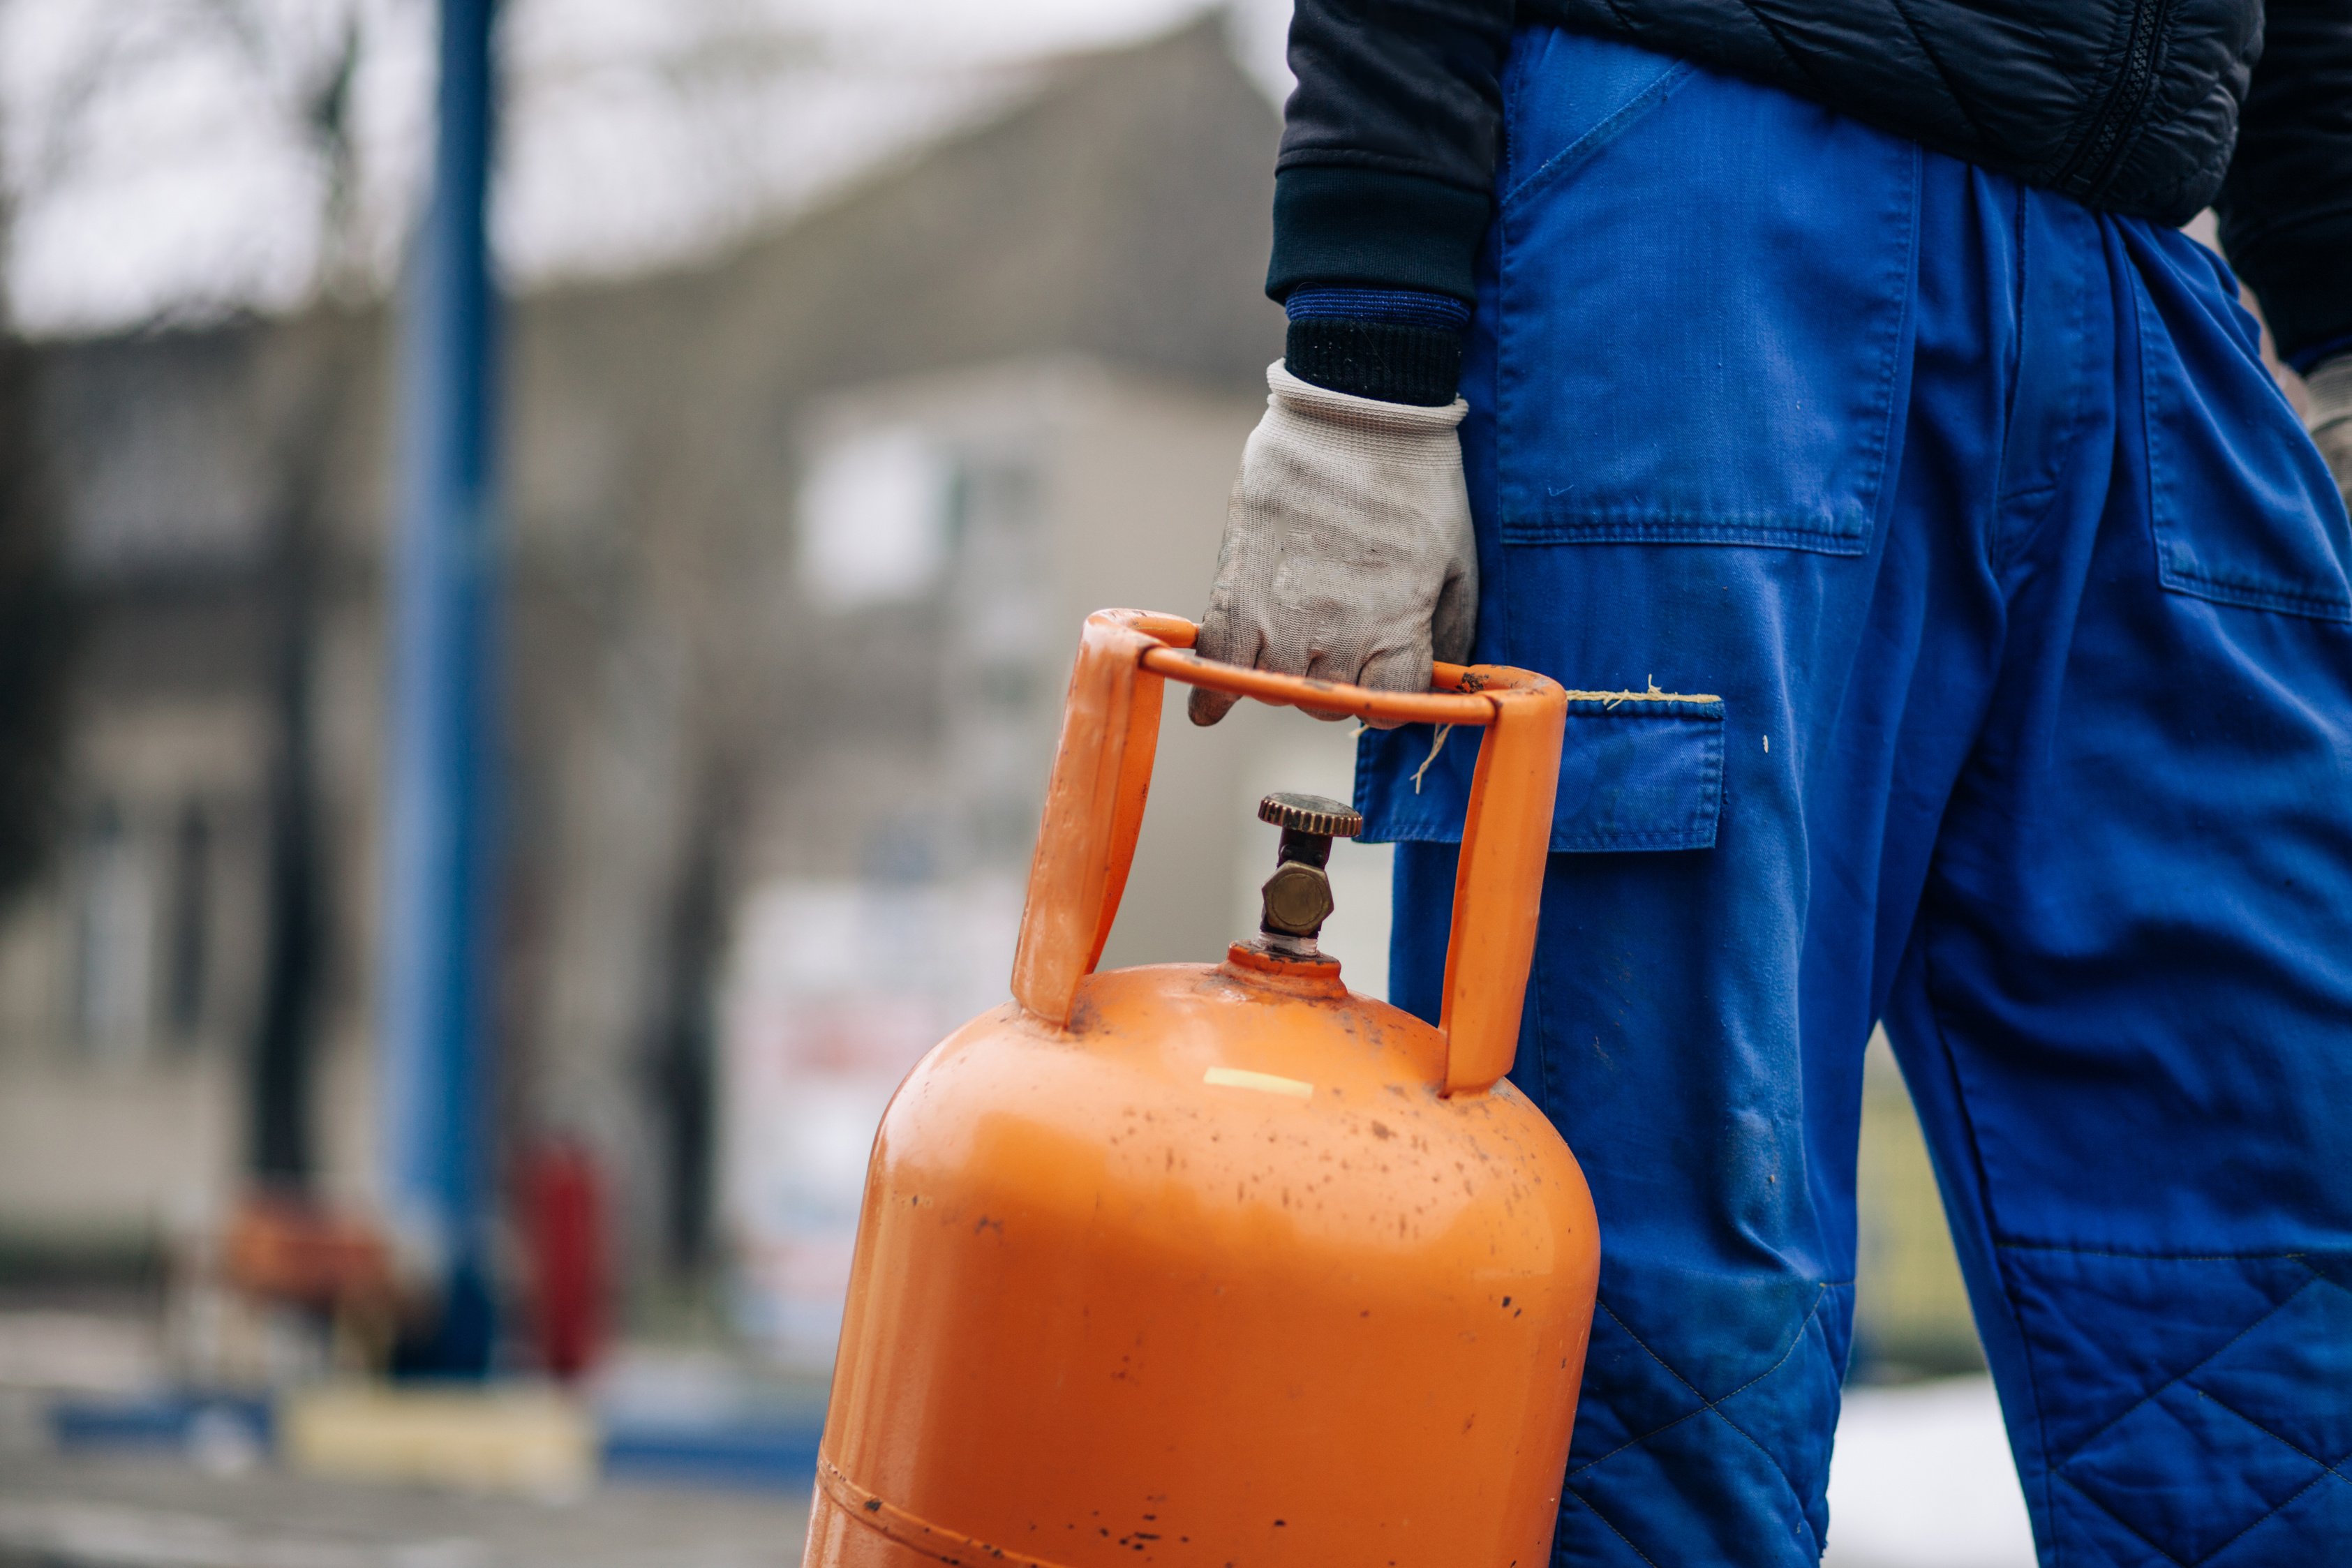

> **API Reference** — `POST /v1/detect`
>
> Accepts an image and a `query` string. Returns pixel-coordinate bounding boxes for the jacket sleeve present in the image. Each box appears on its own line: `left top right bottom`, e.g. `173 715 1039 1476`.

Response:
2217 0 2352 369
1266 0 1519 304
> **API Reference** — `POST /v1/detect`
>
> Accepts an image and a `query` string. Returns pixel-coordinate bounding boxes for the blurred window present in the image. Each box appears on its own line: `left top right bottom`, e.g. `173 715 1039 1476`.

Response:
165 800 212 1043
797 426 952 607
73 801 156 1060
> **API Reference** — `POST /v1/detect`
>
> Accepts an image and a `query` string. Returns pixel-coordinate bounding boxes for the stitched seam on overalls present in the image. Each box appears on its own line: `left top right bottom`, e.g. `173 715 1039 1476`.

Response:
1491 46 1914 559
1565 1290 1839 1477
2166 1377 2352 1565
1995 1241 2324 1263
1988 188 2036 584
1854 143 1921 542
1496 80 1527 555
1988 181 2031 584
1501 38 1532 194
2188 1469 2352 1566
1556 1488 1667 1568
2049 1271 2319 1467
1500 61 1695 211
1998 204 2097 582
2150 563 2352 619
2036 1267 2350 1567
2129 267 2352 624
2051 1470 2196 1568
1568 1290 1845 1558
2053 1460 2349 1568
2181 1364 2352 1486
1501 521 1876 552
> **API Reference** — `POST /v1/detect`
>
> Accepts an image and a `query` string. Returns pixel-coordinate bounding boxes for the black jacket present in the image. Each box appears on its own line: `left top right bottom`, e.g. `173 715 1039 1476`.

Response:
1270 0 2352 366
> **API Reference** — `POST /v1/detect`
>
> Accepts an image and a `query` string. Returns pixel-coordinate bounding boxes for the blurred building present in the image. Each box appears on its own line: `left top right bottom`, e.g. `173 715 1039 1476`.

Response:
0 22 1334 1308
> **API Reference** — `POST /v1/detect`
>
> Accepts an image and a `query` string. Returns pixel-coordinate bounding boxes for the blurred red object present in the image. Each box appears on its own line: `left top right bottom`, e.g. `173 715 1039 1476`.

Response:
224 1195 392 1310
520 1142 605 1380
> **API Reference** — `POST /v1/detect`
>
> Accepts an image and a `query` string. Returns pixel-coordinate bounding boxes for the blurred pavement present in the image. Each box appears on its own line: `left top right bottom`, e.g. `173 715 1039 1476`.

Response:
1826 1377 2038 1568
0 1428 807 1568
0 1313 814 1568
0 1373 2040 1568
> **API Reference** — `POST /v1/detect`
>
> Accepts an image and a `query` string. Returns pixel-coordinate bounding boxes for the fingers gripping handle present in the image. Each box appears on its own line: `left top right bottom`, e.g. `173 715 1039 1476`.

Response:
1009 611 1564 1096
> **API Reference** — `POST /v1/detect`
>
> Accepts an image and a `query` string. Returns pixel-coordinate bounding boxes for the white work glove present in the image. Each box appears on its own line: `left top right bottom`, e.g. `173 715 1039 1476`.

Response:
2309 354 2352 516
1189 362 1477 727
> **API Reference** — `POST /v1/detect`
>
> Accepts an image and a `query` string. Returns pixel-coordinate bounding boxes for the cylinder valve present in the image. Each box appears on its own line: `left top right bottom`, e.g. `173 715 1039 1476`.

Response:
1256 792 1362 954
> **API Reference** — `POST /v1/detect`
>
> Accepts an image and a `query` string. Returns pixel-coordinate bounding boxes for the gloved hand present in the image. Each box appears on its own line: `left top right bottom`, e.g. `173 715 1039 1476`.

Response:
2308 354 2352 516
1189 362 1476 727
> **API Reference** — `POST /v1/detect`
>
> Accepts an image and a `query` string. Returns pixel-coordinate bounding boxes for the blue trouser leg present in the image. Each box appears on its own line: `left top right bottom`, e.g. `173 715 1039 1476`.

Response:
1369 28 2352 1567
1878 214 2352 1565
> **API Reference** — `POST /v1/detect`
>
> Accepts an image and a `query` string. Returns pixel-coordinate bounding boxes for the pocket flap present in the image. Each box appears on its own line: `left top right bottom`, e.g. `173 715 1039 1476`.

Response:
1355 692 1725 852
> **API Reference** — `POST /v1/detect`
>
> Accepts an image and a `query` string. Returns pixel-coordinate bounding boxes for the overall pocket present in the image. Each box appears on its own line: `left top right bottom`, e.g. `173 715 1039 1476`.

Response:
1355 693 1725 853
1494 30 1919 554
2129 227 2352 622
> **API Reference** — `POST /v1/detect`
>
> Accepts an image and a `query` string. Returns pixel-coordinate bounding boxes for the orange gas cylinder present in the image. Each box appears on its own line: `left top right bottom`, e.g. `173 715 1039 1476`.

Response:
805 609 1598 1568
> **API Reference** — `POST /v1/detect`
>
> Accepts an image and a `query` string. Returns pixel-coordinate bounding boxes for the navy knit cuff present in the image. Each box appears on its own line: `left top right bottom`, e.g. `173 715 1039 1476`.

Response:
1283 285 1468 407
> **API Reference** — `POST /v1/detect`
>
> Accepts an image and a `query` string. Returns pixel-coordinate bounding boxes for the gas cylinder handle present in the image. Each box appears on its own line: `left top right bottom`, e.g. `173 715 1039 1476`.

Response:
1011 610 1565 1096
1137 647 1501 727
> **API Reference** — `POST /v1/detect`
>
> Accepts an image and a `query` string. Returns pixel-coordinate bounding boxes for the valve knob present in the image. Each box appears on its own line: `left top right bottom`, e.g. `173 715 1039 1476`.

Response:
1258 793 1362 839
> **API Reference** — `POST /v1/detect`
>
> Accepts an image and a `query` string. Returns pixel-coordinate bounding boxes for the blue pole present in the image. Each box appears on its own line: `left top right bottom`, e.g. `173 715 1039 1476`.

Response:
381 0 500 1375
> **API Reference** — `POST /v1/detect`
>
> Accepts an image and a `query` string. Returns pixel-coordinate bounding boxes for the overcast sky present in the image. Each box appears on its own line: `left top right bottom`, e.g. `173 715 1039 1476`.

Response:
0 0 1292 335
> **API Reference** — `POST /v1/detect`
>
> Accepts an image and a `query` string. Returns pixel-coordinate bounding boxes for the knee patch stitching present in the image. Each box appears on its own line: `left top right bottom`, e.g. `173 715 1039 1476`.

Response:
2050 1470 2197 1568
1556 1488 1668 1568
2182 1380 2352 1488
2052 1461 2350 1568
2044 1269 2352 1565
1568 1288 1847 1558
2047 1267 2318 1468
1567 1290 1835 1475
2155 1391 2352 1563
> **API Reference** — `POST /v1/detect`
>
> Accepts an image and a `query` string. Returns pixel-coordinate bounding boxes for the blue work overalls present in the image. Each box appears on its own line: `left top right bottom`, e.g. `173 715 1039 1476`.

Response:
1357 29 2352 1567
